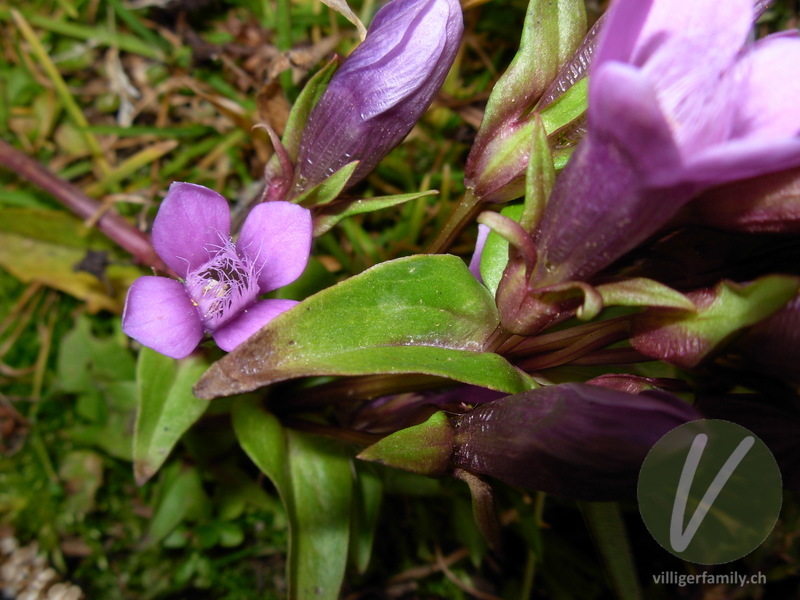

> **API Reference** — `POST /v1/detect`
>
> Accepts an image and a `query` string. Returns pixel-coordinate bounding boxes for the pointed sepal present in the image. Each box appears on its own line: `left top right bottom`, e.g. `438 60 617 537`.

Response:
357 411 454 476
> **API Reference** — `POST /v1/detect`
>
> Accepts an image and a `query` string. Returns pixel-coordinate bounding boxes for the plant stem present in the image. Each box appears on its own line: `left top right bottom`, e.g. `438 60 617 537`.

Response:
0 140 170 273
426 188 482 254
515 319 631 371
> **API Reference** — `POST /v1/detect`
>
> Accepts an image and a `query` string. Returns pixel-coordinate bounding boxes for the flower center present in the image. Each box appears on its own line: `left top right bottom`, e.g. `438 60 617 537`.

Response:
184 242 259 330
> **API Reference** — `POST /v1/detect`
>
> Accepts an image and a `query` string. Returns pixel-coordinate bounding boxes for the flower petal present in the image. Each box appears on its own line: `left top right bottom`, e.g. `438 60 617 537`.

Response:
531 63 690 284
592 0 654 67
633 0 751 74
685 137 800 187
153 182 231 278
468 223 490 283
340 0 441 81
589 62 681 183
731 34 800 141
237 201 312 293
122 276 204 359
212 299 298 352
343 0 448 119
603 0 751 155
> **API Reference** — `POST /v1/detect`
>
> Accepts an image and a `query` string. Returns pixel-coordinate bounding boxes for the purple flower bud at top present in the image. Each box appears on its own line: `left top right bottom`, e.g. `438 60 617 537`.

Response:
530 0 800 287
122 183 312 359
293 0 463 193
452 383 700 501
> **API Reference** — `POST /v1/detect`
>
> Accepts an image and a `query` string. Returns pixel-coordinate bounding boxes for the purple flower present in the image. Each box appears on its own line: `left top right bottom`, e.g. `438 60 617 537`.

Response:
293 0 463 193
531 0 800 286
122 183 312 359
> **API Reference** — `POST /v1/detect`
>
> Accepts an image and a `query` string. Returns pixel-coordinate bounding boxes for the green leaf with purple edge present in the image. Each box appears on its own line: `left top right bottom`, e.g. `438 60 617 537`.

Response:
480 203 524 296
538 77 588 135
232 398 352 600
294 160 359 208
313 190 438 237
195 255 535 399
281 57 338 161
631 275 800 369
595 278 696 311
480 0 586 135
133 347 211 485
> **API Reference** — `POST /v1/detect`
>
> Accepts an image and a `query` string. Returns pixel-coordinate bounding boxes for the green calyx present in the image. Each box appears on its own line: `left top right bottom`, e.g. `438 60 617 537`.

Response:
357 411 455 477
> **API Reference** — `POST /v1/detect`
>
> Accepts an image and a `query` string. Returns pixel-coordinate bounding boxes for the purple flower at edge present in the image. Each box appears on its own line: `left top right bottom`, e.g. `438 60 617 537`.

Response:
122 183 312 359
531 0 800 286
293 0 463 192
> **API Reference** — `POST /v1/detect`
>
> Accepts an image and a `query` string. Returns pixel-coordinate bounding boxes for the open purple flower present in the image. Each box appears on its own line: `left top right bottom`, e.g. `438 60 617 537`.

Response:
293 0 463 192
531 0 800 286
122 183 312 359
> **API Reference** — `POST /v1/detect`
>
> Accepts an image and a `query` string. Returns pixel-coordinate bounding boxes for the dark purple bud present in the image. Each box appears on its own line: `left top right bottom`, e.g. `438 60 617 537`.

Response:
586 373 659 394
293 0 463 193
452 383 700 501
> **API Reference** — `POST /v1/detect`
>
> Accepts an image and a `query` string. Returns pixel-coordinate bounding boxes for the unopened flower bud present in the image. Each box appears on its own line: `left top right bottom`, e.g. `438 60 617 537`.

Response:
452 383 700 501
294 0 463 194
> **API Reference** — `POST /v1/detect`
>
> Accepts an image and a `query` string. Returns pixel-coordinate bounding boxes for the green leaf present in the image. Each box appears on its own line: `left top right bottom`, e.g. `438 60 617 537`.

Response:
522 114 555 232
581 502 642 600
294 160 359 208
232 398 292 504
196 255 532 398
4 10 164 59
134 348 211 485
349 465 382 574
480 203 524 297
142 465 208 548
0 209 141 312
281 58 338 161
357 411 454 476
58 450 104 520
539 77 588 134
631 275 800 369
0 232 140 313
232 398 351 600
595 278 696 311
68 381 137 460
480 0 586 133
313 190 438 236
289 432 352 600
57 317 136 392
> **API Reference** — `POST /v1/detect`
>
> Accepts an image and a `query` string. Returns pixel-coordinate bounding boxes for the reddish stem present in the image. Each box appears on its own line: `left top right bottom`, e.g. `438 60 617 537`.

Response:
0 140 170 274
